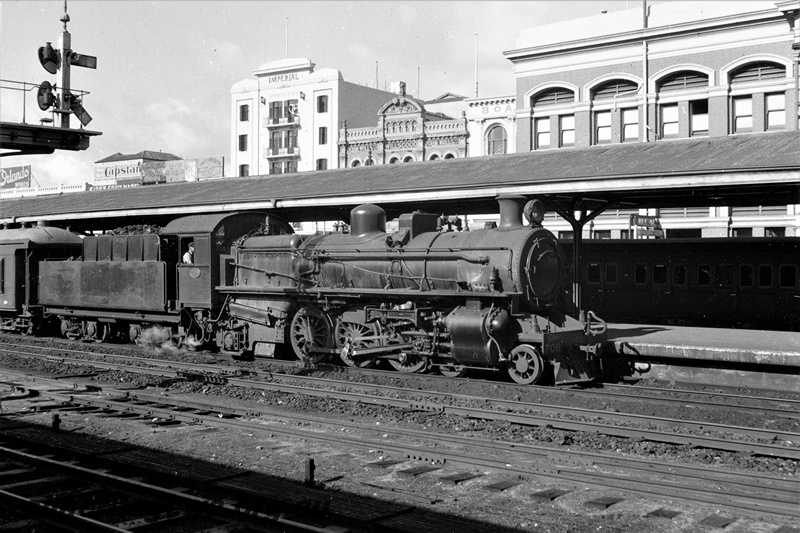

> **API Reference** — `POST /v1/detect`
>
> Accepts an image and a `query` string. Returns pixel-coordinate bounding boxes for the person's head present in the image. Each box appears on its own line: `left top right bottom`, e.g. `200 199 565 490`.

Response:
188 242 194 250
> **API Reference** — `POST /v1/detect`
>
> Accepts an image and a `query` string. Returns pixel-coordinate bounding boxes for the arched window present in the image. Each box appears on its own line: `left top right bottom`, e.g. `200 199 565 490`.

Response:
591 79 639 100
657 71 709 92
730 62 786 84
486 125 507 155
444 153 455 159
531 87 574 150
365 158 374 166
429 154 440 161
530 88 574 107
729 62 787 133
403 155 414 163
351 160 361 167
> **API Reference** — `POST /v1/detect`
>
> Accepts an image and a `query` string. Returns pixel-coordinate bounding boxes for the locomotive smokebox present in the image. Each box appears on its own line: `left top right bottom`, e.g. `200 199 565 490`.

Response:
497 195 526 230
350 204 386 237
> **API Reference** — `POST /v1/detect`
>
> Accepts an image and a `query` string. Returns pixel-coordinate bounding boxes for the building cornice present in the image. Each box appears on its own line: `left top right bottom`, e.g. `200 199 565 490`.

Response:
504 9 782 62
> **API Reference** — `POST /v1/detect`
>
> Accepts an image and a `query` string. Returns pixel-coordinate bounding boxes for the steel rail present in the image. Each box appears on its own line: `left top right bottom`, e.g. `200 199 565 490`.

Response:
0 445 340 533
4 346 798 459
38 390 800 519
2 339 798 419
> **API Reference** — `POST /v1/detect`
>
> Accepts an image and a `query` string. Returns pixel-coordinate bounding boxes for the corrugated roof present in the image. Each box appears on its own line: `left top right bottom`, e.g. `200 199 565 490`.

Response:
3 131 798 223
95 151 182 163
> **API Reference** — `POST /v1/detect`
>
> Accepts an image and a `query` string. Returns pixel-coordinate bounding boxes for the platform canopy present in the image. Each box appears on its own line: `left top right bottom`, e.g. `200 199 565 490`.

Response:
1 130 798 233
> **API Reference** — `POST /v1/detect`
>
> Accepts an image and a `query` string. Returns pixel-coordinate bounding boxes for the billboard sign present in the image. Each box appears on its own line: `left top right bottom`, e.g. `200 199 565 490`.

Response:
0 165 31 189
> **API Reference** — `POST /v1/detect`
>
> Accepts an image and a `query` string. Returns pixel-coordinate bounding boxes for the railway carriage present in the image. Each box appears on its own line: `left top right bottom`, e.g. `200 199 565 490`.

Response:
566 238 800 330
0 222 83 335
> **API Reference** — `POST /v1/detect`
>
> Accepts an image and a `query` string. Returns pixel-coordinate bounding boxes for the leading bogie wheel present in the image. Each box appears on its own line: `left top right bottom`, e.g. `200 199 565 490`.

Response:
290 306 332 364
439 364 467 378
388 352 428 373
506 344 545 385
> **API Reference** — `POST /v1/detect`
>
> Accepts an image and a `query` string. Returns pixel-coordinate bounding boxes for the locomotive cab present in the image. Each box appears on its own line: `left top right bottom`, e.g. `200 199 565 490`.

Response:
162 213 294 311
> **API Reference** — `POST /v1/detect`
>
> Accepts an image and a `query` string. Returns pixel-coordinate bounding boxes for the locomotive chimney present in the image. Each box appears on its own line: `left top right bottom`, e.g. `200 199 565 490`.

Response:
350 204 387 237
496 195 526 229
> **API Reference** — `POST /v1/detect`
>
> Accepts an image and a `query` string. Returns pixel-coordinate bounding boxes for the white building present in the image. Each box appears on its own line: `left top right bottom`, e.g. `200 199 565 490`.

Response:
230 58 396 176
464 95 517 158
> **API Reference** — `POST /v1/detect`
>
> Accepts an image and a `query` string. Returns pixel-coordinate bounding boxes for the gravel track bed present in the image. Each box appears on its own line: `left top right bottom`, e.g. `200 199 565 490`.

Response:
0 335 797 477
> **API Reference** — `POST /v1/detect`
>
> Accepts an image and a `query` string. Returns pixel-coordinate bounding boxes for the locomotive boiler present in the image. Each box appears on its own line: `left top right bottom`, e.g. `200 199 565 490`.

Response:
218 196 606 385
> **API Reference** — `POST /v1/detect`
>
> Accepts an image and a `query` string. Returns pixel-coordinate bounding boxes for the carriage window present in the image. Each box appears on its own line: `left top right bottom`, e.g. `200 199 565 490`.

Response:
758 265 773 287
634 264 647 284
740 265 754 287
779 265 797 288
587 263 601 283
653 264 667 285
697 265 711 286
673 264 686 286
716 263 735 287
606 263 618 284
0 258 4 293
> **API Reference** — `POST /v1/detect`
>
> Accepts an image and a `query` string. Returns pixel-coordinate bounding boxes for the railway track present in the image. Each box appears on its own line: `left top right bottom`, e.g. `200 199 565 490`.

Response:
5 383 799 522
0 443 342 532
1 340 798 460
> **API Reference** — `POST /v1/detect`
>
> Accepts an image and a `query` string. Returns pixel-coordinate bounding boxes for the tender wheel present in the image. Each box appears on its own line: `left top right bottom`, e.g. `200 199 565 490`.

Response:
336 317 380 368
85 321 110 343
129 324 143 345
388 352 428 373
290 306 332 364
506 344 545 385
439 364 467 378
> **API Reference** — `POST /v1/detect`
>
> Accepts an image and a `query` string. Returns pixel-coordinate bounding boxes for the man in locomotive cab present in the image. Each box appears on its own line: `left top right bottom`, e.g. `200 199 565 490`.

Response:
182 241 194 264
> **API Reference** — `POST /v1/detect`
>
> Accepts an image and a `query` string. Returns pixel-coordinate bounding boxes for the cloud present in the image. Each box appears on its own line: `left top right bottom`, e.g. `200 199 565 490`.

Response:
29 152 94 188
145 98 193 120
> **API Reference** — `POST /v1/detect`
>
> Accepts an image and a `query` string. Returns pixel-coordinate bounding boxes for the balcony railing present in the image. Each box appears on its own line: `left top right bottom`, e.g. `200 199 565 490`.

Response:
266 116 300 128
266 146 300 158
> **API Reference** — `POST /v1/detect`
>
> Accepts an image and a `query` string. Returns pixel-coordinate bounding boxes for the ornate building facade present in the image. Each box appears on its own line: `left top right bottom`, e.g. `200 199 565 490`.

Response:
338 83 469 167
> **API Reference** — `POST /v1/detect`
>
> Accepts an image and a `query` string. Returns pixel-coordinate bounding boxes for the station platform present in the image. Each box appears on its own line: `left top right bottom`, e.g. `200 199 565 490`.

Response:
606 324 800 390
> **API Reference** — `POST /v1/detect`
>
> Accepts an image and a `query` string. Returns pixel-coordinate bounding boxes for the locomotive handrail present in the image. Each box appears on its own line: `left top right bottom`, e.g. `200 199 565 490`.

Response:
304 251 492 263
215 285 521 298
234 262 304 282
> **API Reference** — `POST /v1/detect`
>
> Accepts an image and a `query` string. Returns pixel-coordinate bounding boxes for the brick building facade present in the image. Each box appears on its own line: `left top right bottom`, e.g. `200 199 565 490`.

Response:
502 1 800 237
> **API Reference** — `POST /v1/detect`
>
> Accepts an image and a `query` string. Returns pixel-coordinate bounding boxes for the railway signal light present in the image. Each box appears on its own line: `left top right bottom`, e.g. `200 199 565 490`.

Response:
37 81 58 111
38 42 61 74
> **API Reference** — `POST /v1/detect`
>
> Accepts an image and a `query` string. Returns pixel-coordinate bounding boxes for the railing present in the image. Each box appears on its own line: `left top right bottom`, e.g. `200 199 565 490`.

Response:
266 116 300 127
0 183 89 199
266 146 300 158
1 79 91 126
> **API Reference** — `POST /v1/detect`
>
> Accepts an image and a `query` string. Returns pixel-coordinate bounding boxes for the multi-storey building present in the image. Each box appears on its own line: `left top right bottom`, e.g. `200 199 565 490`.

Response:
504 0 800 237
464 95 517 158
230 58 396 176
338 83 469 166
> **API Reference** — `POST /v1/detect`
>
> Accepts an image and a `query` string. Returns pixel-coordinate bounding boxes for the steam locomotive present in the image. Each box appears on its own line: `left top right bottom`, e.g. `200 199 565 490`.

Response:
0 196 606 385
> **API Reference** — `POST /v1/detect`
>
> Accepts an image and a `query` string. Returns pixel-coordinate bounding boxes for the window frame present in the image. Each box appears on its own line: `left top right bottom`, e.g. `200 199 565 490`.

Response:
732 96 753 133
534 117 551 150
559 114 575 147
660 104 679 138
238 134 248 152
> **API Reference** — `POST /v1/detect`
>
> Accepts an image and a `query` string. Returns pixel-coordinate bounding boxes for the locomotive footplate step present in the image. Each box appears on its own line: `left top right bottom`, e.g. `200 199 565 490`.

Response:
585 496 624 509
397 464 440 477
439 471 483 485
645 508 681 519
366 459 407 469
484 479 523 492
530 488 571 502
699 514 737 528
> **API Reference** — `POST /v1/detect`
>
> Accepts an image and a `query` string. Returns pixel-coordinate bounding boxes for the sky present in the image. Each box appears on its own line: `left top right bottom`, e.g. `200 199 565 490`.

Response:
1 1 641 188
